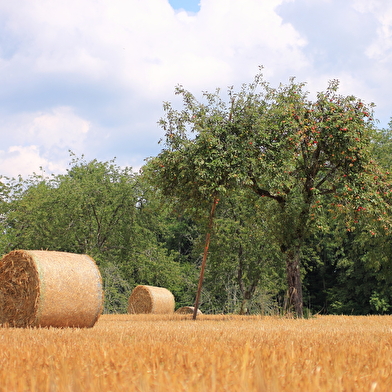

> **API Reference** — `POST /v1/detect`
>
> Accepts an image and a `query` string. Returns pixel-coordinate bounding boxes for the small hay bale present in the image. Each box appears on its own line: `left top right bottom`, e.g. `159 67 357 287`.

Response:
0 250 103 328
175 306 202 315
128 285 175 314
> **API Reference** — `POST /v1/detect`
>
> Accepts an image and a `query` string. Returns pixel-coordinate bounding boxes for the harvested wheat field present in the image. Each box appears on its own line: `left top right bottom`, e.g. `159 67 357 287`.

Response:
0 314 391 392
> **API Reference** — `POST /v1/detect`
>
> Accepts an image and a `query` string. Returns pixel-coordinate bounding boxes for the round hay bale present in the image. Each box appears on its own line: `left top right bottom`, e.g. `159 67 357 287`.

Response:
128 285 175 314
0 250 103 328
175 306 202 315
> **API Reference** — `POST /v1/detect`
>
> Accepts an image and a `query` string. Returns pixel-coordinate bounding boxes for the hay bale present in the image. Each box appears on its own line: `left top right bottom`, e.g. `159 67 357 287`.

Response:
128 285 175 314
0 250 103 328
175 306 203 315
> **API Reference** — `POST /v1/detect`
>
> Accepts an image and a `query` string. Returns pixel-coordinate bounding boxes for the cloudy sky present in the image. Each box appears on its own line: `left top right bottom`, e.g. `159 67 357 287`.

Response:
0 0 391 178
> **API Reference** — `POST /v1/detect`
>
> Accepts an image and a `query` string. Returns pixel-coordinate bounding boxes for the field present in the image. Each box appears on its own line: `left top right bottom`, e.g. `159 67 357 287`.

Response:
0 314 391 391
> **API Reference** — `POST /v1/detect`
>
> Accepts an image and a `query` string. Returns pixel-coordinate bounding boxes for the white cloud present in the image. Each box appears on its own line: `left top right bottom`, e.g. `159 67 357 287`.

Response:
275 0 392 127
0 145 60 179
352 1 392 62
4 107 90 151
149 0 308 92
26 107 90 150
0 0 391 178
0 0 309 97
0 0 310 153
0 107 90 178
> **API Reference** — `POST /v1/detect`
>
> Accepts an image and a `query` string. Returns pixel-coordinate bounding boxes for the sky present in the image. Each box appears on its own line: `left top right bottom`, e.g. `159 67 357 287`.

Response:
0 0 391 178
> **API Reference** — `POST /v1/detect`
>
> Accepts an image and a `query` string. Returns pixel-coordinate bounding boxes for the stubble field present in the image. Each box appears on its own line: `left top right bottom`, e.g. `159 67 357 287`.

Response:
0 314 391 392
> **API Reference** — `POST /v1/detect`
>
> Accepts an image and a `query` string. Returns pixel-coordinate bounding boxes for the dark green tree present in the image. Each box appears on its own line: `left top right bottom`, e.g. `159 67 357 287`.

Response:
205 189 284 314
1 156 137 256
300 119 392 315
0 156 185 313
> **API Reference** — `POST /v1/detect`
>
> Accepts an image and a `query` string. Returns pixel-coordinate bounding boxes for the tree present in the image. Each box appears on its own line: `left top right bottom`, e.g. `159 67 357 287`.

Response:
148 69 390 317
1 156 138 256
206 189 284 314
0 156 186 313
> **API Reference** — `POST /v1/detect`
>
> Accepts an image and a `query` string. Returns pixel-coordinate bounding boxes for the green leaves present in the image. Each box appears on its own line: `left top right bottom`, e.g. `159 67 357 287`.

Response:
148 70 391 316
0 155 190 313
1 157 138 255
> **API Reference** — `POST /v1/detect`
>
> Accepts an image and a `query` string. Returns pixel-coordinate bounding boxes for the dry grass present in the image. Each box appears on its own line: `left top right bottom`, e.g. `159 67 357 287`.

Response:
0 314 391 391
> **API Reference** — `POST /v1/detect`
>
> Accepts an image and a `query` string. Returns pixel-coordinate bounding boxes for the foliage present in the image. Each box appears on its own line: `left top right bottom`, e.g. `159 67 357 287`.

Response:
148 69 389 317
202 189 285 314
0 155 185 313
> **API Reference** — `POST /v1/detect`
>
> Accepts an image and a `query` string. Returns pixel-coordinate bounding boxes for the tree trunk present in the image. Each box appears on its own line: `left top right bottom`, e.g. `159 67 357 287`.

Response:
285 248 303 318
239 287 258 315
193 197 219 320
237 243 259 316
239 298 248 315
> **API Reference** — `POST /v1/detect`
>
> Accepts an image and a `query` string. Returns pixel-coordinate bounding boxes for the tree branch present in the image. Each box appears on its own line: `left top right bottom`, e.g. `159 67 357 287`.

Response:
250 178 286 205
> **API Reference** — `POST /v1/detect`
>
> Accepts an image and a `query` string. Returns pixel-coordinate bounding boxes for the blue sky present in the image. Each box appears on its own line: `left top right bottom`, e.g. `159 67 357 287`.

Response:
169 0 200 13
0 0 391 178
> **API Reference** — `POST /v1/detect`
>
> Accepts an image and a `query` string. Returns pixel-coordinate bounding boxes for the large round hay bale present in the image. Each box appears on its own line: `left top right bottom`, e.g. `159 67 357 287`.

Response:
175 306 203 315
128 285 175 314
0 250 103 328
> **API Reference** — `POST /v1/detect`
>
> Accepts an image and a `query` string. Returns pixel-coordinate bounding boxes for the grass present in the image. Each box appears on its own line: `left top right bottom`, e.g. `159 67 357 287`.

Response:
0 314 391 391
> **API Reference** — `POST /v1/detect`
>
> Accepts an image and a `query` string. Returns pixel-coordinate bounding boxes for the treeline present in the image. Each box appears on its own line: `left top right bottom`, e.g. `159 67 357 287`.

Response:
0 149 391 315
1 74 392 316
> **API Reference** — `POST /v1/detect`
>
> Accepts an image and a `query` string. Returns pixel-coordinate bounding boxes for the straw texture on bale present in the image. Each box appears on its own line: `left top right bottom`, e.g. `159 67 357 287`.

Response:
175 306 203 315
0 250 103 328
128 285 175 314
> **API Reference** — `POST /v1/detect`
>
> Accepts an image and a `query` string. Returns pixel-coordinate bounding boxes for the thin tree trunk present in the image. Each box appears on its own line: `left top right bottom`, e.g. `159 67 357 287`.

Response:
193 197 219 320
285 248 303 318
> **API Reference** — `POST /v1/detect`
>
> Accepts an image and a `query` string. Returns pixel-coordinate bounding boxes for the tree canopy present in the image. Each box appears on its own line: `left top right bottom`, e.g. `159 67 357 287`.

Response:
148 70 392 317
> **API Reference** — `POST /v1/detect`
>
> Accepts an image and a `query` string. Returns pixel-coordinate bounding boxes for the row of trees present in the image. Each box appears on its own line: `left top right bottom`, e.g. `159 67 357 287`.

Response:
0 156 196 313
1 71 392 316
